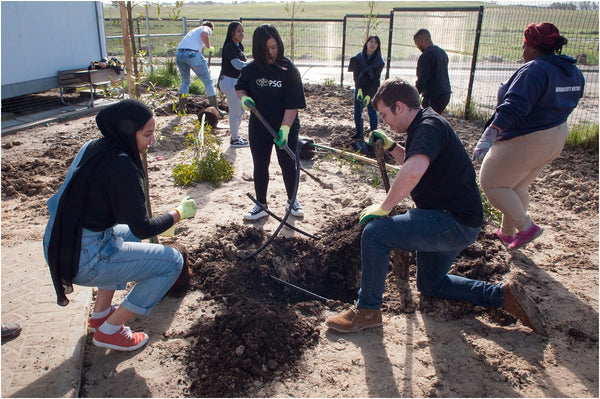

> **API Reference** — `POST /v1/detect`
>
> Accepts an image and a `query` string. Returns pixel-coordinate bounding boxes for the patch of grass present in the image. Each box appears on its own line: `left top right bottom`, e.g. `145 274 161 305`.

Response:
566 122 599 152
144 59 205 94
448 99 492 122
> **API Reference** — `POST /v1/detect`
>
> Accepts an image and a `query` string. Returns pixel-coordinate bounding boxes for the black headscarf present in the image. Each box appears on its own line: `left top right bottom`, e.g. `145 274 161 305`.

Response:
47 99 152 306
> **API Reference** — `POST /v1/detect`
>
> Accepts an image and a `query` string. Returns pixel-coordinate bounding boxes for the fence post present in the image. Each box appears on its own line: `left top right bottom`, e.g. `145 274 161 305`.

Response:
145 4 153 75
464 5 484 120
341 16 347 86
385 10 394 80
183 16 187 36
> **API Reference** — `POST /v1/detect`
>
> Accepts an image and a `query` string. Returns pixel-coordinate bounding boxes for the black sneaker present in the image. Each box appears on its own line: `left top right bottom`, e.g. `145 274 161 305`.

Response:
244 204 269 221
1 322 22 340
231 137 249 147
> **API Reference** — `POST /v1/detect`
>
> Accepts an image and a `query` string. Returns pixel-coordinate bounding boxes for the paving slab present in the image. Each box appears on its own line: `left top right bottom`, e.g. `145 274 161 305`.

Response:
1 242 92 398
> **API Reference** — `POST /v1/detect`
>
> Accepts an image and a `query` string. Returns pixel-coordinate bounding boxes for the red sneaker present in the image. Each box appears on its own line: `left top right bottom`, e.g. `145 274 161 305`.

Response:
88 305 117 332
92 325 149 351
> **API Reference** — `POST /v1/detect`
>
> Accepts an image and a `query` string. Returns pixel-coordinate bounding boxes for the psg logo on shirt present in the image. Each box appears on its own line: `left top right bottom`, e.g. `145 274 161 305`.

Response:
256 78 282 88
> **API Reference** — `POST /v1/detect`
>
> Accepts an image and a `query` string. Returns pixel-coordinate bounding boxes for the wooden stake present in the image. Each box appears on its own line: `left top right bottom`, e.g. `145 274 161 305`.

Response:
119 2 158 243
118 1 135 99
373 139 410 281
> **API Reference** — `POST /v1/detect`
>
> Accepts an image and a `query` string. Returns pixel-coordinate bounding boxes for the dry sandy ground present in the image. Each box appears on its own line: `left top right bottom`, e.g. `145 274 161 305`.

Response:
1 85 598 397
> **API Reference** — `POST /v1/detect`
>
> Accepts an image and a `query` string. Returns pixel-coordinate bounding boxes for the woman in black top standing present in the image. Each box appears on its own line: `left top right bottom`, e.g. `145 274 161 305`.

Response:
218 21 249 147
348 35 385 152
235 24 306 221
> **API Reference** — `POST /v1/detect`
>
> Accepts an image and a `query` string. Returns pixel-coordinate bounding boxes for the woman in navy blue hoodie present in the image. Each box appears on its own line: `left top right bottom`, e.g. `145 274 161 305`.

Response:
348 35 385 152
473 22 585 251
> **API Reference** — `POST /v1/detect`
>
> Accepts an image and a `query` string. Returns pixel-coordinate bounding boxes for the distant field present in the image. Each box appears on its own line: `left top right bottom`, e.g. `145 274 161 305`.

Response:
104 1 484 20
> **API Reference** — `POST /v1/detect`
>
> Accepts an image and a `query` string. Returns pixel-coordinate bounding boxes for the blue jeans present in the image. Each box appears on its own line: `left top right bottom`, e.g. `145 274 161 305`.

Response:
175 49 215 97
73 225 183 315
353 89 378 137
358 208 504 309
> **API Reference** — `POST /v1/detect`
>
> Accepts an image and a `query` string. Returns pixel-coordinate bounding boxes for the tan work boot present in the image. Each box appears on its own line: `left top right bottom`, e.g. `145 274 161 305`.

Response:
326 307 382 333
503 282 545 334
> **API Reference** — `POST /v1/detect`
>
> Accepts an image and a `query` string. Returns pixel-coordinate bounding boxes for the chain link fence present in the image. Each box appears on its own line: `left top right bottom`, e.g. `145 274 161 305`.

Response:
3 4 597 128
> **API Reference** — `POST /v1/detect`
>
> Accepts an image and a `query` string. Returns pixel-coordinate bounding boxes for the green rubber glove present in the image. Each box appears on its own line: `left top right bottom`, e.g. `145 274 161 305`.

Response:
359 203 391 226
174 196 197 220
208 46 215 56
274 125 290 149
363 95 371 107
356 88 364 104
241 95 255 112
368 129 395 150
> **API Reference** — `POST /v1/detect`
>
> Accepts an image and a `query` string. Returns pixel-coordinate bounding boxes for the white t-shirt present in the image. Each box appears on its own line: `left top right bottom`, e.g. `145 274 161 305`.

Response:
178 25 211 51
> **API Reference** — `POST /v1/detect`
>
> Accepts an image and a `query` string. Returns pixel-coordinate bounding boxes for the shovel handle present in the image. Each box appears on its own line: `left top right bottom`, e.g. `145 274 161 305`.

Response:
247 103 296 160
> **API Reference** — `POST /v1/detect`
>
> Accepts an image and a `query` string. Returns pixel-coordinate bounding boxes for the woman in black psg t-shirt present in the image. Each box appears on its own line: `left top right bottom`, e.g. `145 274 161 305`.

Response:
236 24 306 221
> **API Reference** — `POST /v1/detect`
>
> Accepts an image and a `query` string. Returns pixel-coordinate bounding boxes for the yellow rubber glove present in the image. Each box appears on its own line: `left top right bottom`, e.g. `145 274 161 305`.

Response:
160 224 176 237
359 203 391 225
174 196 197 220
368 129 395 150
241 95 255 112
208 46 215 56
363 95 371 107
274 125 290 149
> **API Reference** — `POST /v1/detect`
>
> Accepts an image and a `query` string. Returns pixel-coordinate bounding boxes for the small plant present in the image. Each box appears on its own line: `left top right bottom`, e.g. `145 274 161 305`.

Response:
478 182 502 225
172 121 235 187
565 122 598 153
321 77 336 86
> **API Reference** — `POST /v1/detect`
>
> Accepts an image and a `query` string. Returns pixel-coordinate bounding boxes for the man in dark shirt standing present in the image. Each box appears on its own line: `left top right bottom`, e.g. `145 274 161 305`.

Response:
414 29 451 114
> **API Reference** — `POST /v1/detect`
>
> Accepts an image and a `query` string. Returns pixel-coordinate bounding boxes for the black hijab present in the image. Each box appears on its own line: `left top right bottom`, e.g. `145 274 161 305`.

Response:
47 99 152 306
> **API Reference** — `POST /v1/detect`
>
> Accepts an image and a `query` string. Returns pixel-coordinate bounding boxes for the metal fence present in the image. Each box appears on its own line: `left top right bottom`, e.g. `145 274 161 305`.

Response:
103 4 598 127
4 4 595 127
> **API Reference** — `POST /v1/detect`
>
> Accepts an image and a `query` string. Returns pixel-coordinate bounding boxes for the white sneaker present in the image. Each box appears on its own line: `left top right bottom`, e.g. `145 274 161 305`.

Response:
286 200 304 218
244 204 269 221
231 137 249 147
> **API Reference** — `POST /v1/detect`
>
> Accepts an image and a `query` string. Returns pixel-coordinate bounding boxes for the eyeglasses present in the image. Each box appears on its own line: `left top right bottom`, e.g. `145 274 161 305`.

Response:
378 104 395 121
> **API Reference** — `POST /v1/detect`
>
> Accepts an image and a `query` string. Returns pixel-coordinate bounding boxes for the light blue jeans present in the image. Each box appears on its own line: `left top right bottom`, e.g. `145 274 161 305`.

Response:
175 49 215 97
73 225 183 315
358 208 504 309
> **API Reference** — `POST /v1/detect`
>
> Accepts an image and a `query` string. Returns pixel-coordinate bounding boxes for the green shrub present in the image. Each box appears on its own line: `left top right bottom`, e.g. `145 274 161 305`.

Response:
173 124 234 187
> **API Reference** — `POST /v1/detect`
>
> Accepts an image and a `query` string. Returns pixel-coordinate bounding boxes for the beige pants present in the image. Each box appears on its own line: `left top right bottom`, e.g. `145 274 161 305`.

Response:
479 123 569 235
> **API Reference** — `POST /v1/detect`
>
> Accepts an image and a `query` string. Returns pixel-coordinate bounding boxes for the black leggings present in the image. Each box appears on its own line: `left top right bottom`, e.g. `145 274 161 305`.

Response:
249 119 299 205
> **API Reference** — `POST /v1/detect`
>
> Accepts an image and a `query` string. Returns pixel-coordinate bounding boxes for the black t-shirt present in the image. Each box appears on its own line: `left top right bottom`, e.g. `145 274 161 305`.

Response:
415 45 451 98
220 41 246 79
82 154 173 239
405 108 483 227
235 58 306 133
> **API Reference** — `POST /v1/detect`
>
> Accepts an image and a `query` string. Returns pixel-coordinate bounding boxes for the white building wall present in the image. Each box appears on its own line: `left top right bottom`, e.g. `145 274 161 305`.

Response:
1 1 105 99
